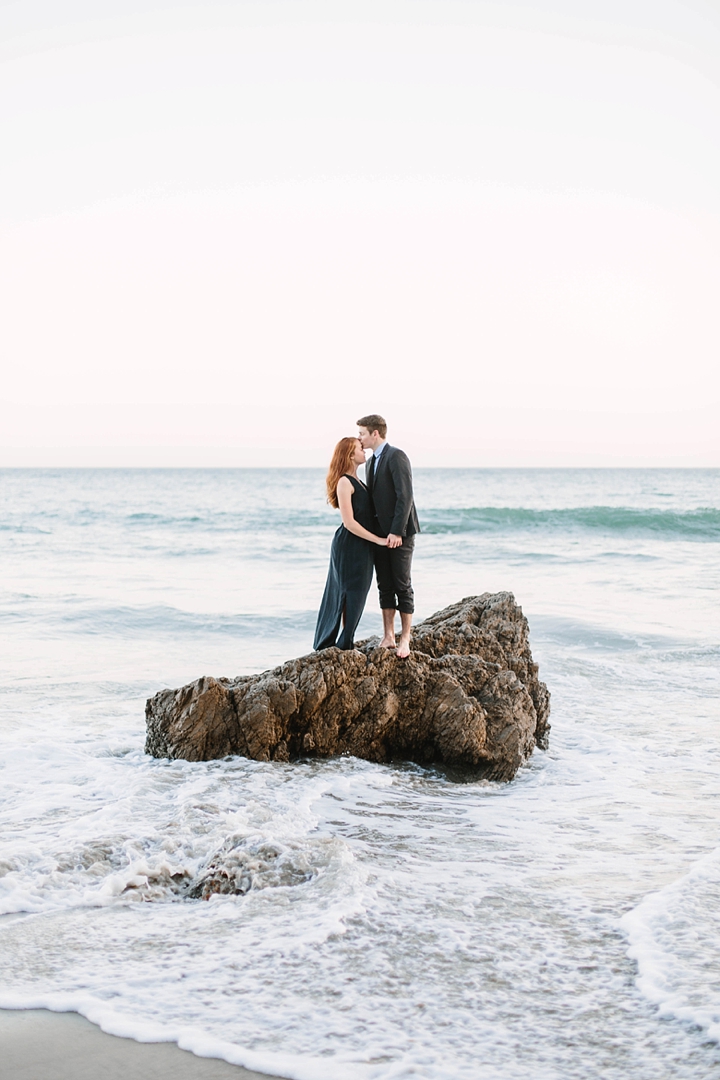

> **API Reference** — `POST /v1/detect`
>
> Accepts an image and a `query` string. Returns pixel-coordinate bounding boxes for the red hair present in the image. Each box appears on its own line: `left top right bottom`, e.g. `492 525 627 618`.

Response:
326 438 359 508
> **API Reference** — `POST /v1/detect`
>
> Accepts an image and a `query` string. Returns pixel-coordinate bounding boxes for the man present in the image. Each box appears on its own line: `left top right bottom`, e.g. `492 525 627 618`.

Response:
357 413 420 658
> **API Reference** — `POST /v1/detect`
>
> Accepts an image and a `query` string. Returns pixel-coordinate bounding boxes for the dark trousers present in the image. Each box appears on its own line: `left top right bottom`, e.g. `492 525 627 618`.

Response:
374 536 415 614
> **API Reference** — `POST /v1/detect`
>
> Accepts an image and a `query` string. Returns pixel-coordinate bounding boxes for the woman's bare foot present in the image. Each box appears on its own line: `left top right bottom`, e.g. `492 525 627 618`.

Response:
379 635 397 648
396 637 411 659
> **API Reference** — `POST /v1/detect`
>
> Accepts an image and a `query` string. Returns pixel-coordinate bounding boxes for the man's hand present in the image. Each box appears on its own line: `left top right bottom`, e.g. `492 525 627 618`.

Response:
387 533 403 549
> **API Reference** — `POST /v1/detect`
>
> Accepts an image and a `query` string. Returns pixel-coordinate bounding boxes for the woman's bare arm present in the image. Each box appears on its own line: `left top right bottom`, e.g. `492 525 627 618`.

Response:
337 478 387 545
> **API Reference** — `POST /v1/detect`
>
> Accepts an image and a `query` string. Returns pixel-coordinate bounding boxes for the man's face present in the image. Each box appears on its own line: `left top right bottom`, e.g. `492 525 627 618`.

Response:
357 426 374 450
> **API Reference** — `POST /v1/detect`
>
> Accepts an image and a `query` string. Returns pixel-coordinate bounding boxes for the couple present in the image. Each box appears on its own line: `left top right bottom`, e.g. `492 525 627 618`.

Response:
314 414 420 659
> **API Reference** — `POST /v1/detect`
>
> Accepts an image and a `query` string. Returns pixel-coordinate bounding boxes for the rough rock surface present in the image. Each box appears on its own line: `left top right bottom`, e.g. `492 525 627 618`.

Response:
145 592 550 782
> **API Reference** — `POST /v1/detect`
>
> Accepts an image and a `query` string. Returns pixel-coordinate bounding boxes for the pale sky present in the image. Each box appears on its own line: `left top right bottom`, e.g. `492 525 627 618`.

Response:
2 0 719 466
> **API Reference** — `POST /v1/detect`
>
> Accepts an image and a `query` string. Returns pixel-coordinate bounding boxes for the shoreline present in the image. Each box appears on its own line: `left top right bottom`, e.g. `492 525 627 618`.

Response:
0 1008 284 1080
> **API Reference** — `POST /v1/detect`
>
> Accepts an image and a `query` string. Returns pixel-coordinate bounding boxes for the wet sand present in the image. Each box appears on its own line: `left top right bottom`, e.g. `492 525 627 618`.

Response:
0 1009 283 1080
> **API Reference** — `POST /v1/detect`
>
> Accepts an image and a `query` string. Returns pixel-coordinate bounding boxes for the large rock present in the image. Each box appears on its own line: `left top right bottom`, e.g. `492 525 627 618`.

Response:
145 592 550 782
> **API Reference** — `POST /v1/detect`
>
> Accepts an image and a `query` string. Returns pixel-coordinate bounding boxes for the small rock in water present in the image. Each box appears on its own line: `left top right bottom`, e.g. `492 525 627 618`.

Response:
187 839 316 901
145 593 550 782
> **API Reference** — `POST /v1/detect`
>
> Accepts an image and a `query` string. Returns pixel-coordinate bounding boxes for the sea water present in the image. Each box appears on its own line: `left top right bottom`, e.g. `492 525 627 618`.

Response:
0 467 719 1080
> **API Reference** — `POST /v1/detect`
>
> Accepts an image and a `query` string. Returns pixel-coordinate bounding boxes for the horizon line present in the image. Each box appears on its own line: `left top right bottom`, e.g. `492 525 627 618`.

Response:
1 463 718 471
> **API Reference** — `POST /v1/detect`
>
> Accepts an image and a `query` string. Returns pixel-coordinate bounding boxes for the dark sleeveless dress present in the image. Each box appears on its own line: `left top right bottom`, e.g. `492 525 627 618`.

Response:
314 475 377 651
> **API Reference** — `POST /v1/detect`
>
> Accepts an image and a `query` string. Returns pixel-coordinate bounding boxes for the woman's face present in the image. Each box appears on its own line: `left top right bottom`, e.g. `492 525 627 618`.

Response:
352 439 367 467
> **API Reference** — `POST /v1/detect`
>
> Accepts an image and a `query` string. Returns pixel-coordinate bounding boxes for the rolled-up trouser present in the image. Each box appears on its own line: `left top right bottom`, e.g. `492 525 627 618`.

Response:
374 535 415 614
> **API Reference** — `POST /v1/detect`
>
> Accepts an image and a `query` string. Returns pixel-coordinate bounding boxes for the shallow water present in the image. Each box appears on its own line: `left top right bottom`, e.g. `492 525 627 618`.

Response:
1 468 719 1079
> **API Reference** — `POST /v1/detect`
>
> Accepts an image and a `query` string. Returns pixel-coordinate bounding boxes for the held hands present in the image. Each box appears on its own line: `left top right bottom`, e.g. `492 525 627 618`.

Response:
374 534 402 548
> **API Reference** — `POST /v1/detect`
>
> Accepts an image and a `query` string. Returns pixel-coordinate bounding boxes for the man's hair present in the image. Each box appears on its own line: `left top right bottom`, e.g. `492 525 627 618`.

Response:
356 414 387 439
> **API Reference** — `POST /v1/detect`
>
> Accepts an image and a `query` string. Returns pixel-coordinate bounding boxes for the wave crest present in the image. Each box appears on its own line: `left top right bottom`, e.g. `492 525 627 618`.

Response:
420 506 720 539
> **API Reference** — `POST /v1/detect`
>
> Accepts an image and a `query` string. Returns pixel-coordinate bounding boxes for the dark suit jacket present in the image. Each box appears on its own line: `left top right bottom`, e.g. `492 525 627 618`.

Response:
366 444 420 538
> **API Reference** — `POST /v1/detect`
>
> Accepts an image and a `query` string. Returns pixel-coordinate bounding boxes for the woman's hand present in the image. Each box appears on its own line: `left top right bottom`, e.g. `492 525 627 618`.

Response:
375 535 389 546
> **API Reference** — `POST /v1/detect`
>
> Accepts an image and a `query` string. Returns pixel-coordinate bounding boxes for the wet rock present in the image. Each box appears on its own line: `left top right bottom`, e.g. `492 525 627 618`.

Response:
187 839 316 900
145 592 550 782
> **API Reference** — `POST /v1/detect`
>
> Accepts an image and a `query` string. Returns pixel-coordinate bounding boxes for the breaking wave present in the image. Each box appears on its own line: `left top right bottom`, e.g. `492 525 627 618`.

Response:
420 506 720 539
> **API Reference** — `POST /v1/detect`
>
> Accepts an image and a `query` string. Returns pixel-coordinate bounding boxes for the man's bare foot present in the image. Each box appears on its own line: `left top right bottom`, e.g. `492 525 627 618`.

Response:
380 610 397 648
396 637 411 659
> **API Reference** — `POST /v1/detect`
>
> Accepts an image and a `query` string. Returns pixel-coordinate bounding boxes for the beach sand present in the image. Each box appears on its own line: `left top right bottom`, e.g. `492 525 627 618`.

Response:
0 1009 283 1080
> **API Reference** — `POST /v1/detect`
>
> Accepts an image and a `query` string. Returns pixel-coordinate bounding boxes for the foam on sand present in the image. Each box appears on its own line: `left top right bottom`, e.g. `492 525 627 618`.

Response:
0 1008 279 1080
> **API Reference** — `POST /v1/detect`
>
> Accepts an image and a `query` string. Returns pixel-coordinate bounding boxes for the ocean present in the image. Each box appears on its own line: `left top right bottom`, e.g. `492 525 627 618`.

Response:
1 467 719 1079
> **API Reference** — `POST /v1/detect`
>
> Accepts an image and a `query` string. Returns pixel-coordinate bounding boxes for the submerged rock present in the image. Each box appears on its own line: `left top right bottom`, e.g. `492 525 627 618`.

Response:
186 838 316 901
145 592 550 782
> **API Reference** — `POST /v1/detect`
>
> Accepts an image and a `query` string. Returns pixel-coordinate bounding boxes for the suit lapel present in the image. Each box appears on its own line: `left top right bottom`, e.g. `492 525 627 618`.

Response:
367 444 391 495
374 444 389 485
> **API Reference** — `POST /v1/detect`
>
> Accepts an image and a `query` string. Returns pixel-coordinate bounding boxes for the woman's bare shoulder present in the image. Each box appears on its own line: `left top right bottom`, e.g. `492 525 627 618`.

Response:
338 474 357 500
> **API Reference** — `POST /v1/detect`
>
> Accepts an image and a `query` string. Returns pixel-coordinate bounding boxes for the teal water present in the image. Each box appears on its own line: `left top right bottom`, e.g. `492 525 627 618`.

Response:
1 468 719 1079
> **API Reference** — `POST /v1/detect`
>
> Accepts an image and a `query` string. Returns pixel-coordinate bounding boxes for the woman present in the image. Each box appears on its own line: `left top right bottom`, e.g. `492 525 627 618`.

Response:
314 437 388 651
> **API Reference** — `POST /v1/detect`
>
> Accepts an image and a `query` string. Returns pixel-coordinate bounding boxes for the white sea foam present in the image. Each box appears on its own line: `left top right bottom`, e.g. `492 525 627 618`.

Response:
1 468 719 1079
622 845 720 1040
